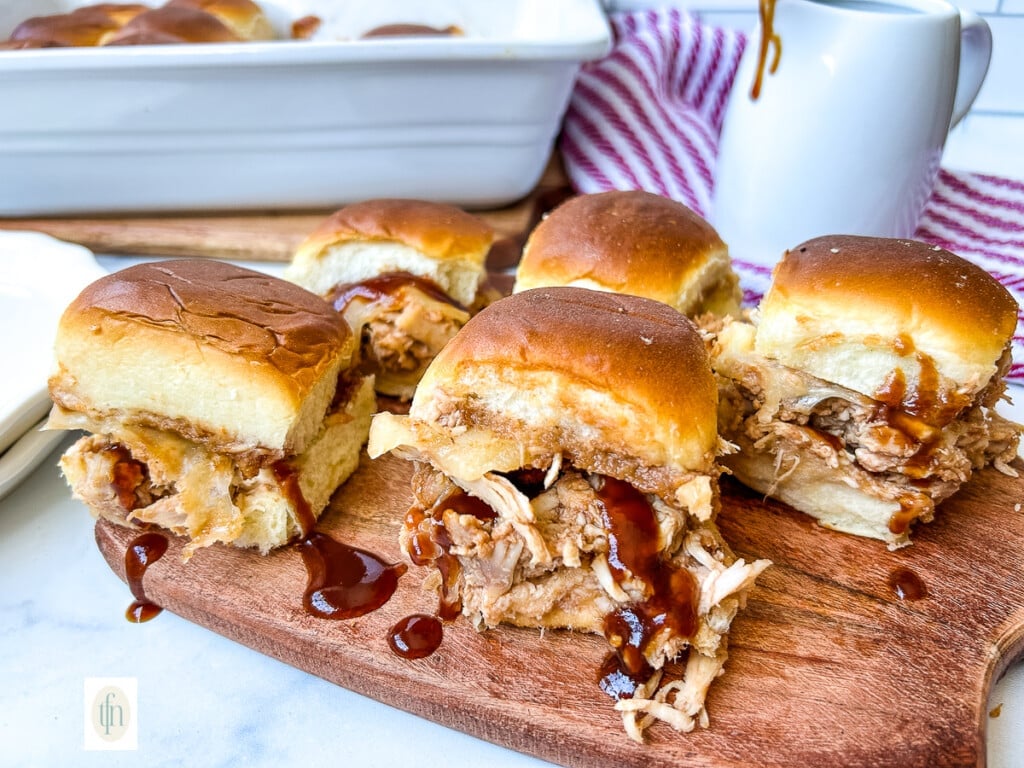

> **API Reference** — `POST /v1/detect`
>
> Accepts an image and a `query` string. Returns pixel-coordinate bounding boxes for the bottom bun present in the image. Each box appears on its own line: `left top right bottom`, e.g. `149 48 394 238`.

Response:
56 375 375 557
722 431 922 547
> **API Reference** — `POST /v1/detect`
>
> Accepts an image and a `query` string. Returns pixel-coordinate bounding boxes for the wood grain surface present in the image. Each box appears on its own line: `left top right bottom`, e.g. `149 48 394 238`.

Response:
94 451 1024 768
0 158 571 264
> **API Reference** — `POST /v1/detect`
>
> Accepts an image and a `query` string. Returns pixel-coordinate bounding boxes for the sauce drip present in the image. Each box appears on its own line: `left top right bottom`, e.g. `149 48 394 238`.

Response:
597 651 649 700
124 531 168 623
327 271 466 314
888 567 927 601
888 490 932 535
405 490 499 621
273 461 316 537
874 355 966 427
297 532 407 620
751 0 781 100
388 613 444 659
598 476 698 679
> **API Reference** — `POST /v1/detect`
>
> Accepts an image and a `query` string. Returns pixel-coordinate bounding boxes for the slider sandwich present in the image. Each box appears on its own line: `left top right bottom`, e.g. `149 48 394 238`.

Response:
712 235 1021 547
285 199 496 401
369 286 769 740
48 259 375 557
514 190 743 317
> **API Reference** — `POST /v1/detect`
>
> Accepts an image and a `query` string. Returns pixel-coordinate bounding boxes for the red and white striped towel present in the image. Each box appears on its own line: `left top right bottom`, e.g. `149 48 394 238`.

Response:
560 7 1024 383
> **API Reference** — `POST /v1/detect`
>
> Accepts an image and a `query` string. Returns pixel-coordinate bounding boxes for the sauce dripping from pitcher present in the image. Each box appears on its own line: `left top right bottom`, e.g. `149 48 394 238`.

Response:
752 0 782 99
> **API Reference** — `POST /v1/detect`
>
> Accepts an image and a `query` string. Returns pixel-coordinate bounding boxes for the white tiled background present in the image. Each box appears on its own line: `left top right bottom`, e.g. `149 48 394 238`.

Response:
608 0 1024 179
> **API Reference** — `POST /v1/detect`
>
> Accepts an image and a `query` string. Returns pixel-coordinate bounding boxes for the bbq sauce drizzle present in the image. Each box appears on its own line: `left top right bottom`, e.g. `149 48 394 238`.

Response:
598 476 698 690
406 470 699 683
297 532 407 620
751 0 781 99
125 532 168 623
326 271 466 315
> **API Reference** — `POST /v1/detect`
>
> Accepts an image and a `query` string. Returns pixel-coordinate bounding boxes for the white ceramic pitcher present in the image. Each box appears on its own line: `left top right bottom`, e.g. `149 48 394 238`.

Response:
710 0 992 266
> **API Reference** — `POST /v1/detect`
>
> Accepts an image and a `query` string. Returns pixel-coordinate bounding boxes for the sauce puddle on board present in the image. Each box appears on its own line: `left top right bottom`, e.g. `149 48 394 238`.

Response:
388 614 444 660
888 567 927 601
297 532 407 620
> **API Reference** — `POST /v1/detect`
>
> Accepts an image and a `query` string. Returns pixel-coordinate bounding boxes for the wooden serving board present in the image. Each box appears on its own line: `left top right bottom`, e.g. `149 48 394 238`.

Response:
0 158 572 265
95 451 1024 768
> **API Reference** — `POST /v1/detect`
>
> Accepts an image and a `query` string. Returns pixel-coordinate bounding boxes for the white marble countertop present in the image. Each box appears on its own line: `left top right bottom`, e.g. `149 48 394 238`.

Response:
0 252 1022 767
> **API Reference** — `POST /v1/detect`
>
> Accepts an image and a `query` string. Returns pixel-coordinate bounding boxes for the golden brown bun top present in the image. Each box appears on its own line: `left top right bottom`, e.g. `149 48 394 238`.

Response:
515 190 733 307
4 2 270 47
8 5 148 47
62 259 352 392
414 286 720 474
770 235 1017 355
295 198 495 266
755 235 1018 424
166 0 274 40
104 5 242 45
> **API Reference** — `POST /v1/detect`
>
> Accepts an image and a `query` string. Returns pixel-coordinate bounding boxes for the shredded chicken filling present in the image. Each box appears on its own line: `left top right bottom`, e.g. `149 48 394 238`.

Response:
401 460 768 742
717 349 1021 531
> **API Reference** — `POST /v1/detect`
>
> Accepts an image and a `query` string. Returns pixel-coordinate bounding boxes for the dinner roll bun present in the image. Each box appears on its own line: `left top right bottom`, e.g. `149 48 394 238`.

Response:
514 190 742 317
409 286 720 482
103 4 242 44
166 0 274 40
754 235 1019 426
286 198 495 307
7 4 149 47
49 259 354 457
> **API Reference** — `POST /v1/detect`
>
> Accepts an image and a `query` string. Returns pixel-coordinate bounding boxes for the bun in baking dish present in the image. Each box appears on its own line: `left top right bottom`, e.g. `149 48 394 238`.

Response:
165 0 273 41
6 4 149 47
103 4 242 44
286 198 496 401
755 235 1019 426
369 286 768 740
48 259 374 556
711 236 1021 547
514 190 742 317
4 0 273 48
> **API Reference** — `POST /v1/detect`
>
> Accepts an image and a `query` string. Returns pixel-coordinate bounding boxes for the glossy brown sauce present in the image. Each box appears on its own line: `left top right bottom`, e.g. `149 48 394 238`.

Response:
888 566 927 601
597 651 648 700
598 476 697 680
888 492 931 535
104 444 148 512
875 368 907 409
297 532 407 620
327 271 465 314
751 0 781 99
360 23 461 39
405 489 499 622
874 354 966 427
125 531 168 623
272 460 316 537
388 613 444 659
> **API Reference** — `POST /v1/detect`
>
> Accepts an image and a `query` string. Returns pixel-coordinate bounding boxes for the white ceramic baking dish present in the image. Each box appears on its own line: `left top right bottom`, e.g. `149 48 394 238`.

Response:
0 0 609 215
